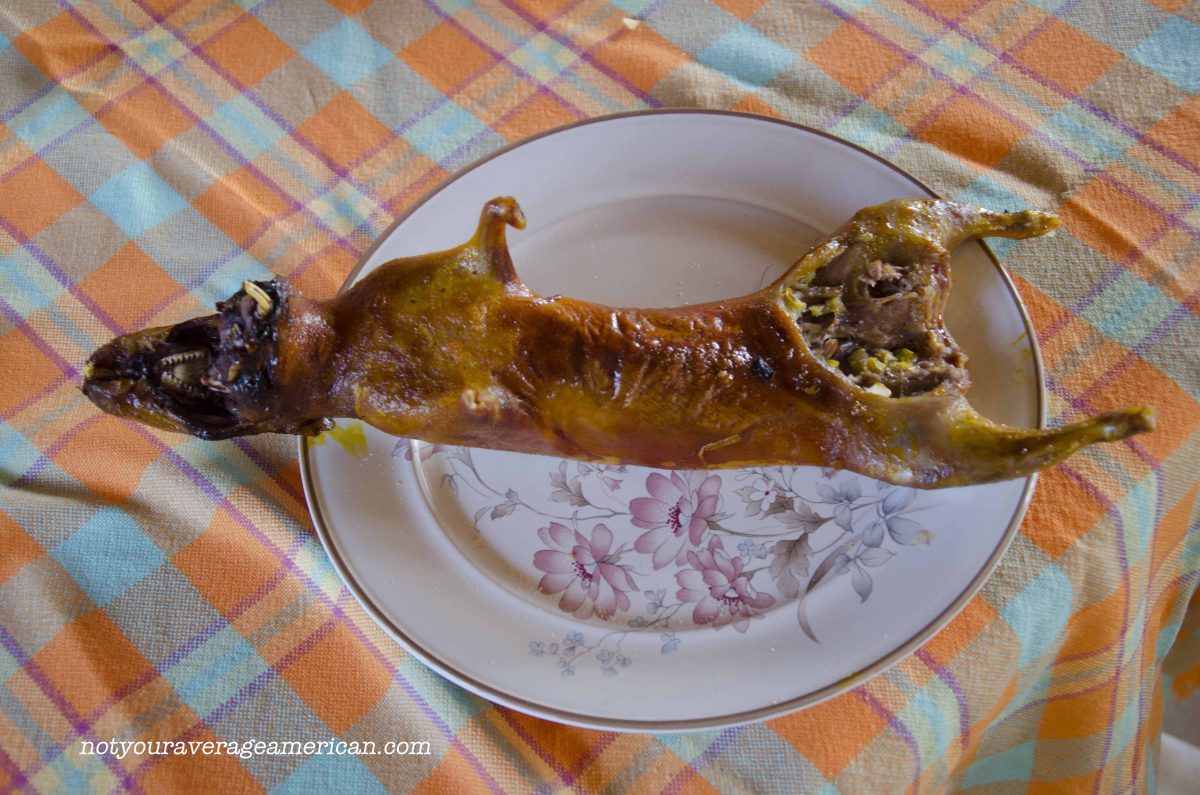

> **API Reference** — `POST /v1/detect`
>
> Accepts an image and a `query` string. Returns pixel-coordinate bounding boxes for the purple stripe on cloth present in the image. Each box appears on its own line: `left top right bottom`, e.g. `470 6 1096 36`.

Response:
899 86 1196 241
0 81 57 126
1030 264 1126 351
1074 301 1196 411
5 454 54 494
126 540 326 779
661 725 745 795
10 414 95 493
8 437 302 782
1128 284 1196 357
858 686 923 792
409 5 590 121
1111 393 1178 791
0 216 125 340
385 2 595 140
898 0 1200 181
688 725 743 771
231 437 307 508
390 95 457 138
493 0 662 108
0 111 96 181
995 669 1123 727
0 742 29 795
914 648 971 752
193 616 343 728
398 683 507 794
175 246 248 297
1049 462 1134 795
1071 265 1128 317
133 666 274 752
157 617 237 674
1044 374 1164 483
56 0 378 252
830 0 1200 186
134 0 452 223
498 707 577 786
0 104 264 324
818 0 1200 236
0 626 145 795
188 668 274 730
129 589 334 779
382 91 501 168
0 295 77 382
568 731 619 785
529 731 620 795
120 424 506 792
820 0 990 132
272 237 360 295
1037 217 1188 352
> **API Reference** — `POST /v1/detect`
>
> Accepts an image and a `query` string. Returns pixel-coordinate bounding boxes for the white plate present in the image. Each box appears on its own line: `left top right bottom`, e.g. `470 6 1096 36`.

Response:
300 111 1043 731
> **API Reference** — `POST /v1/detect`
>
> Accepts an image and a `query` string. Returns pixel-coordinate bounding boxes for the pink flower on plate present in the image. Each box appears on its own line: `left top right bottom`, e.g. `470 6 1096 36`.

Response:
631 472 722 569
676 537 776 632
578 462 627 491
533 523 636 620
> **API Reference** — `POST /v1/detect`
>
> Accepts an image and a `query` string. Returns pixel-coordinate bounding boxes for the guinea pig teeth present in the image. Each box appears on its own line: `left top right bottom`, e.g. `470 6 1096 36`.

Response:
243 280 273 318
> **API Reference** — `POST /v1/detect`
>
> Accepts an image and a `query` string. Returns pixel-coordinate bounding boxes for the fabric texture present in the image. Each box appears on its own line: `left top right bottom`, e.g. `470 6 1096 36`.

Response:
1 0 1198 792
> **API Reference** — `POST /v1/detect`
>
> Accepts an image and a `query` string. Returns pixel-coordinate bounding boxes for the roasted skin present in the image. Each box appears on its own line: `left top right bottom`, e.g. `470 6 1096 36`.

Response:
82 197 1154 488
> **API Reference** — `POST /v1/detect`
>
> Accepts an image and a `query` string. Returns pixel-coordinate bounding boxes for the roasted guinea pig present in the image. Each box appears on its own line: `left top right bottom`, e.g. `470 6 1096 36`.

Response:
82 197 1153 488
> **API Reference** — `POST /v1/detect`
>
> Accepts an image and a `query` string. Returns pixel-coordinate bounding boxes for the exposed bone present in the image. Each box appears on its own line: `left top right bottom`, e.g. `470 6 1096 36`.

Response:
462 387 501 415
864 259 902 287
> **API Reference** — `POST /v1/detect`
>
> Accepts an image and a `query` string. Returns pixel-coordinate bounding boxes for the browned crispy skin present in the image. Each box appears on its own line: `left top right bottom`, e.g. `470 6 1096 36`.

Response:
82 197 1154 488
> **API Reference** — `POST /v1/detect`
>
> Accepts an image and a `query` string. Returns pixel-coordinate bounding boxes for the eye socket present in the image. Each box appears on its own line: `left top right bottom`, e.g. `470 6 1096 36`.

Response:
165 316 220 349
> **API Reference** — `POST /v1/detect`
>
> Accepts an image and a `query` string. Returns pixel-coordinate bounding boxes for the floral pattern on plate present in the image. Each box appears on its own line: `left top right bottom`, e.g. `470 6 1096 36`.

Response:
401 441 938 646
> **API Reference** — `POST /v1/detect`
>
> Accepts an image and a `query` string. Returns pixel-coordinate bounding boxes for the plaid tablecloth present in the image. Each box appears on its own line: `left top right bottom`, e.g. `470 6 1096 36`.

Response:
2 1 1198 792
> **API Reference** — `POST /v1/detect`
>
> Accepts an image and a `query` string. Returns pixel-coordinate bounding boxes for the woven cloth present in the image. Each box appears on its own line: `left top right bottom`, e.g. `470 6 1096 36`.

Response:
1 0 1198 792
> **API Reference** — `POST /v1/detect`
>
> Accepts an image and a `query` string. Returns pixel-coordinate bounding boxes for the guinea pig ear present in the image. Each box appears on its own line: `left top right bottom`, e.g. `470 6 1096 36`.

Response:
470 196 526 285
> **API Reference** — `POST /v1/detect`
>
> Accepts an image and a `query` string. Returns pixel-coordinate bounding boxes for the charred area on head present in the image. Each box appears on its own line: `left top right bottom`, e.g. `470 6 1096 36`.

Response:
785 242 965 399
83 280 289 439
208 280 282 403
